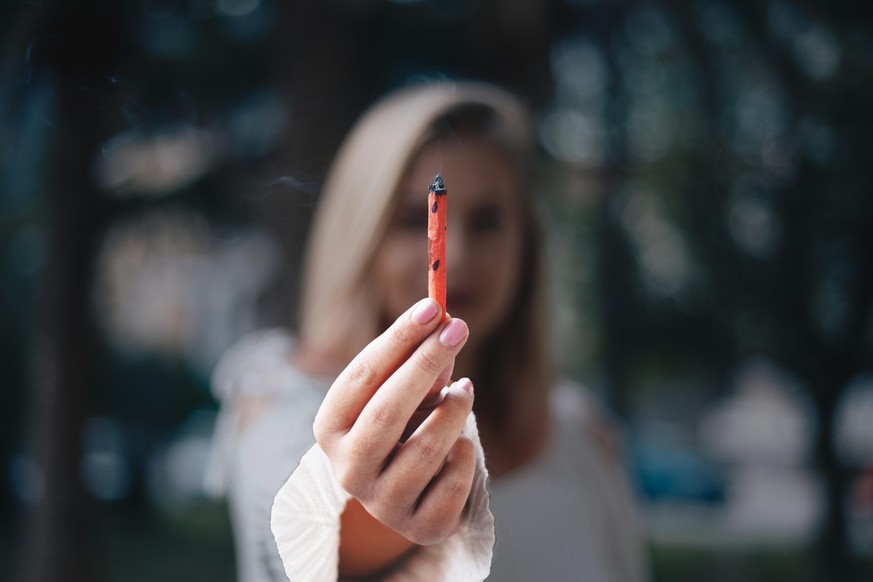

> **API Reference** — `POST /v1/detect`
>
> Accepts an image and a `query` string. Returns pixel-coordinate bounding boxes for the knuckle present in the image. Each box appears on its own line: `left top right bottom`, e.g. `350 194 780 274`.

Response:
448 439 477 475
414 437 444 466
312 414 329 444
409 515 453 546
368 396 402 429
415 347 445 376
347 357 377 390
333 445 374 498
372 480 412 521
388 320 415 348
453 435 476 460
336 467 376 503
406 474 472 545
334 464 362 496
343 438 367 464
342 434 379 471
443 473 473 505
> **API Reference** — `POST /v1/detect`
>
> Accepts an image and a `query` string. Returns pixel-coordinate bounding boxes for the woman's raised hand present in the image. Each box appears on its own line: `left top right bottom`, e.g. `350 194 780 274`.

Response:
313 298 476 546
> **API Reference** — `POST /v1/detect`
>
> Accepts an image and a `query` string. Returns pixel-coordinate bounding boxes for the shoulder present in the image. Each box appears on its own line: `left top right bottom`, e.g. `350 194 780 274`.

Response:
551 380 625 467
210 328 298 402
548 384 649 580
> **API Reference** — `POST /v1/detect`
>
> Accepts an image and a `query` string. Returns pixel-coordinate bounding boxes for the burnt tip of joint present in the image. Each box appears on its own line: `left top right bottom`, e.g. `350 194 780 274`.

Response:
429 174 446 194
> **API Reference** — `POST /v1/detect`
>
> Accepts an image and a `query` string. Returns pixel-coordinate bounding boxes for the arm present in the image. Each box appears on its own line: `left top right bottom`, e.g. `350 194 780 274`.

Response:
338 499 417 576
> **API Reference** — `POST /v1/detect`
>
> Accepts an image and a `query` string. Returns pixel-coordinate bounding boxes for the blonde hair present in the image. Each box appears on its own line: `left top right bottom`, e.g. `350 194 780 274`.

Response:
299 81 550 442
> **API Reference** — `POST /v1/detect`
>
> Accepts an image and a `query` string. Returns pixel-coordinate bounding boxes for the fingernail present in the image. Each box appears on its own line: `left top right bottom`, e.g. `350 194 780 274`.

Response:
454 378 474 396
411 298 439 324
439 319 468 347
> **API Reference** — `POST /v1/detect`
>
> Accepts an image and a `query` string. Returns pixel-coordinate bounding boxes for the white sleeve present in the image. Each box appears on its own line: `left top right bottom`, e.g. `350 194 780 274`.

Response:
205 329 328 582
230 403 321 582
270 412 495 582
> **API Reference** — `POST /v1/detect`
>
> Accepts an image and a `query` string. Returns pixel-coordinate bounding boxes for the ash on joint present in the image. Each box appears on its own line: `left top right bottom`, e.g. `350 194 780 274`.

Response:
429 174 446 194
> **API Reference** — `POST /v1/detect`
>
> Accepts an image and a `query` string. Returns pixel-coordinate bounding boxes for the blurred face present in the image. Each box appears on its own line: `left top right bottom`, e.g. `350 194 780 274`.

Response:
373 137 526 349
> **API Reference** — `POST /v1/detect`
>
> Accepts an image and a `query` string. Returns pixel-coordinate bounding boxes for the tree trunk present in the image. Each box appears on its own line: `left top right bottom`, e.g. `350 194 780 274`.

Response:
261 1 356 329
475 0 556 108
24 84 101 582
22 2 119 580
814 389 853 582
596 16 636 420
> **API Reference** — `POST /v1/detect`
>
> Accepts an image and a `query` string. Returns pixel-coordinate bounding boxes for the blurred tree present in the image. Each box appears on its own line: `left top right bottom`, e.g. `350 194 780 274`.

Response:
261 0 357 328
12 1 122 580
675 2 872 578
583 1 873 579
475 0 557 107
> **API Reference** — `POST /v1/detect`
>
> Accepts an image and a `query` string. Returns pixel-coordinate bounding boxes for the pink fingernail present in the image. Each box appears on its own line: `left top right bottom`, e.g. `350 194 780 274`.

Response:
455 378 474 395
411 299 439 324
439 319 468 347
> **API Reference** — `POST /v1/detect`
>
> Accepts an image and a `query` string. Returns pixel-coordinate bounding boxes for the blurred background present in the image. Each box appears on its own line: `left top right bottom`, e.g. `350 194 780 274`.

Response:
2 0 872 580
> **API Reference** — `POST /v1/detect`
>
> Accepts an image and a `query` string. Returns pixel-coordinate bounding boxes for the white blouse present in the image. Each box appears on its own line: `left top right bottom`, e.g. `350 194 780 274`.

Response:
206 329 647 582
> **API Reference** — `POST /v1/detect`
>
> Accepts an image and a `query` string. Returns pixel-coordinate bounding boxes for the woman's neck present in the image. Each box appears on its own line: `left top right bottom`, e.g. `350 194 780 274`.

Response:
453 341 551 479
477 417 551 479
290 344 344 379
452 343 479 384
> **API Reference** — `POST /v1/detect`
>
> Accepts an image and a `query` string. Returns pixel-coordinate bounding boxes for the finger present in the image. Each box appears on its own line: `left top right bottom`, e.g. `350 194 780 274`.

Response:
413 359 455 416
315 298 442 438
407 436 477 545
374 379 474 510
402 360 455 442
424 360 455 406
345 319 469 467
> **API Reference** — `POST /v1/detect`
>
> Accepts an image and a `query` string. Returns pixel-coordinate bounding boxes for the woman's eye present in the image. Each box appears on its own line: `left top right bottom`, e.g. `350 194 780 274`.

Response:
471 206 504 232
394 207 427 230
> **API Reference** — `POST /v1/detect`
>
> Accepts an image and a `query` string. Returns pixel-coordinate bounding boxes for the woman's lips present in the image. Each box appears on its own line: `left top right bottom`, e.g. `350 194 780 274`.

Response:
446 291 474 312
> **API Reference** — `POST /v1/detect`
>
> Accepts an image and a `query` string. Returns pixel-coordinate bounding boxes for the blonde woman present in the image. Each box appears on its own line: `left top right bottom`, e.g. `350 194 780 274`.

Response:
208 82 646 581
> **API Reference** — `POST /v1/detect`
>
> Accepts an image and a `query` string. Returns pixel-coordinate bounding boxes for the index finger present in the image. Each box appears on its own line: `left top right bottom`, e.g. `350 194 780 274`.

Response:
314 298 444 436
